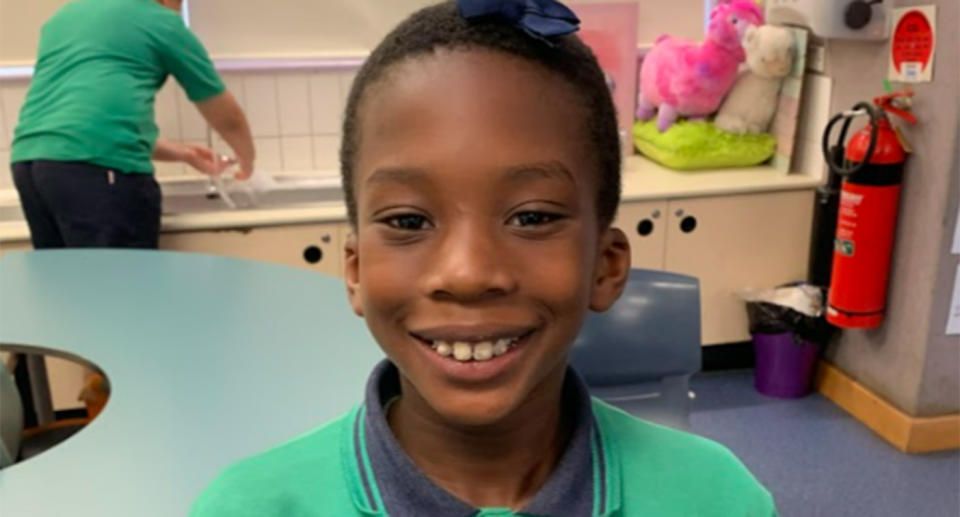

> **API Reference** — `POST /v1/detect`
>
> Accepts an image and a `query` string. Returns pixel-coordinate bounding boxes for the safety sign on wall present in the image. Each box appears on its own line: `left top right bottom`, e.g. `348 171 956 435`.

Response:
888 6 936 83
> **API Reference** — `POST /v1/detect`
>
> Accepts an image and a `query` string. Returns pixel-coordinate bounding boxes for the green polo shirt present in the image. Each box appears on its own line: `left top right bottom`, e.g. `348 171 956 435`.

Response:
10 0 224 174
191 362 778 516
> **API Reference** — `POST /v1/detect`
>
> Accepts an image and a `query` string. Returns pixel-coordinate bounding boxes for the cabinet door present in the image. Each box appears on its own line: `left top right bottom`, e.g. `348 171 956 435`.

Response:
0 239 32 258
613 200 668 270
665 190 814 345
160 223 344 277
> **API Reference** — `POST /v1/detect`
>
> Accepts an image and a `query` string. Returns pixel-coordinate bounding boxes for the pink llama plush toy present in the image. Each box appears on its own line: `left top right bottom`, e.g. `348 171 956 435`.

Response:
637 0 764 132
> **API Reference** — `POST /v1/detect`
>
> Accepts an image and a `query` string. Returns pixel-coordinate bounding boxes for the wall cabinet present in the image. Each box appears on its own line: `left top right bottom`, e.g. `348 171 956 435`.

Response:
614 200 668 271
159 222 346 277
614 190 815 345
0 239 30 258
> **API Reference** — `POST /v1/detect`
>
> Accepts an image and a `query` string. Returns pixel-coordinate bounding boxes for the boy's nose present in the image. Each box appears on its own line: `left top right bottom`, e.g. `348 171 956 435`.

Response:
421 225 518 303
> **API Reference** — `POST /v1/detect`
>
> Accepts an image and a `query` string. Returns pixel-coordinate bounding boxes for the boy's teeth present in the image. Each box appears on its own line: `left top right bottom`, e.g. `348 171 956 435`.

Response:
472 342 493 361
430 337 520 362
452 342 473 361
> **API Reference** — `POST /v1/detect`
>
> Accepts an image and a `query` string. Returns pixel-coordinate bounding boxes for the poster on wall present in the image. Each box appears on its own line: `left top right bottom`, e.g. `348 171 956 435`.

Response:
946 264 960 336
953 129 959 255
953 202 960 255
887 6 937 83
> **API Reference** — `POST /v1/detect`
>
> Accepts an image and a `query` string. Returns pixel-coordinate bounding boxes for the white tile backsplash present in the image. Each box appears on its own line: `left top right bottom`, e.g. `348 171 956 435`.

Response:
255 137 283 173
0 65 355 190
0 150 11 188
1 82 28 149
221 74 247 110
281 136 313 172
0 97 8 150
155 80 181 141
244 74 281 137
310 72 342 135
313 135 340 171
177 88 209 141
154 160 185 177
212 133 232 159
277 73 312 136
338 70 357 107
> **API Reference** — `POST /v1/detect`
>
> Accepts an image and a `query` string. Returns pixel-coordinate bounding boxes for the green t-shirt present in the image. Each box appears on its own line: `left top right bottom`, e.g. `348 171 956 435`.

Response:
191 372 777 517
10 0 224 174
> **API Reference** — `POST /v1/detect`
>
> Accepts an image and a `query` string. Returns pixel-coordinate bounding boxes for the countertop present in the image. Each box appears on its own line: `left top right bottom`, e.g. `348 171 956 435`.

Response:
0 156 823 242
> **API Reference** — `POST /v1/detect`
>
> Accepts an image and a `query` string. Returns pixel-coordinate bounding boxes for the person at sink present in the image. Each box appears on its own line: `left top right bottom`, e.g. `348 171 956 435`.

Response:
8 0 255 249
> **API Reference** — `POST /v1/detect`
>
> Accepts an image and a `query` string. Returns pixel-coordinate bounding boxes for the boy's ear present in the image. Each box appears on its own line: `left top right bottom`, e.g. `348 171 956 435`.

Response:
343 231 364 317
589 227 631 312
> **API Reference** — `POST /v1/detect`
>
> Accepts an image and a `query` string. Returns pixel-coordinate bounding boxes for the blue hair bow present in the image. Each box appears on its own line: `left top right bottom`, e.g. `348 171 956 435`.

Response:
458 0 580 42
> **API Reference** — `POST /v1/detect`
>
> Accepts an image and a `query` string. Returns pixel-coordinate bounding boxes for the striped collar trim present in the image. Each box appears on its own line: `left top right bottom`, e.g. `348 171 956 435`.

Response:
342 361 623 516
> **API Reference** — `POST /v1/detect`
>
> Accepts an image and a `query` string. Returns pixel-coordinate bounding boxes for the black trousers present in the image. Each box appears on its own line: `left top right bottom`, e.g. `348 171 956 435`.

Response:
11 160 161 249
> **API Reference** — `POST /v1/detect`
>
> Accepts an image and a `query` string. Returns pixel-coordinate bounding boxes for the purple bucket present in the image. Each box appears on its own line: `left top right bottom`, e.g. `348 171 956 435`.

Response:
752 332 820 398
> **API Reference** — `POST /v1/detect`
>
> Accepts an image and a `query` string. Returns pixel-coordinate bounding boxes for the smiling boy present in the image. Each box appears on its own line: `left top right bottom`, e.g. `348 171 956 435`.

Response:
191 2 777 516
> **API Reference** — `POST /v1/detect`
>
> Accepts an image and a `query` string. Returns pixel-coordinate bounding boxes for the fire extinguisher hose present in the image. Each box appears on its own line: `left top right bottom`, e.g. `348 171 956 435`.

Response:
821 101 880 177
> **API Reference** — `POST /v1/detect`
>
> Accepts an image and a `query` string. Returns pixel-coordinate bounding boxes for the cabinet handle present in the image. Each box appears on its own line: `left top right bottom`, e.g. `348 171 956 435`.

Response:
321 234 331 244
651 210 661 219
303 245 323 264
680 215 698 233
636 219 655 237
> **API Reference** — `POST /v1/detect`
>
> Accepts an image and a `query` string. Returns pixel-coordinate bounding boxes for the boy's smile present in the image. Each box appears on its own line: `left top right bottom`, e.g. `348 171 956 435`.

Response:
345 49 629 427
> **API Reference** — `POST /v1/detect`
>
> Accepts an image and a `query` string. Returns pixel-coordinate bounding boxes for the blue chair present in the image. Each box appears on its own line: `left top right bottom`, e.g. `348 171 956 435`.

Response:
570 269 701 429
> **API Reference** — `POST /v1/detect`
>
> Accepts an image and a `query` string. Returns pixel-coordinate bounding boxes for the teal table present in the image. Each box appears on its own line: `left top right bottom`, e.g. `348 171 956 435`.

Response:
0 250 382 516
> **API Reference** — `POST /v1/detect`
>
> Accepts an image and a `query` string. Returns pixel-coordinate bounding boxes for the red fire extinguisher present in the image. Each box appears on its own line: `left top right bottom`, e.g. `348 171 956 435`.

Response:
821 91 916 329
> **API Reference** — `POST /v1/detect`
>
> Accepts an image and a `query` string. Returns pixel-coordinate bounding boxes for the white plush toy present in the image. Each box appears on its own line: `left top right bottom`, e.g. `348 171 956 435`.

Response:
715 25 795 134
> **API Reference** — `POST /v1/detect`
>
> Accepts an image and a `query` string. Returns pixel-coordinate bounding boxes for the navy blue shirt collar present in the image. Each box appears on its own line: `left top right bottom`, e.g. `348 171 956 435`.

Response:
358 360 599 517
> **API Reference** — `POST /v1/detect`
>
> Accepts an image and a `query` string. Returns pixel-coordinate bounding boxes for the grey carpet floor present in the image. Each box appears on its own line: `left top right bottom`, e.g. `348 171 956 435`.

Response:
688 370 959 517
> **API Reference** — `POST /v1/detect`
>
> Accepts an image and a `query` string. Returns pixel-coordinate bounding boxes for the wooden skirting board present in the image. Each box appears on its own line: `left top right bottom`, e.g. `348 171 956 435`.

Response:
815 361 960 454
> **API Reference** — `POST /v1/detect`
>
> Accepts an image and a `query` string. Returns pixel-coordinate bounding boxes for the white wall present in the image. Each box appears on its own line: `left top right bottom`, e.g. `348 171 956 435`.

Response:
0 0 708 65
0 0 68 64
0 0 200 65
0 69 356 186
189 0 706 58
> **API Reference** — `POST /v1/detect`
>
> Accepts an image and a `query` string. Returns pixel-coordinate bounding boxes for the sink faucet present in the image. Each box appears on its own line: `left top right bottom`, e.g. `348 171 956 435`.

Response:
205 177 219 199
203 153 239 209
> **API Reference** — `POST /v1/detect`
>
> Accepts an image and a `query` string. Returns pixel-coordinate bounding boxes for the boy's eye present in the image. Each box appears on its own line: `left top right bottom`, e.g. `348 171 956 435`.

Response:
508 211 563 227
383 213 431 230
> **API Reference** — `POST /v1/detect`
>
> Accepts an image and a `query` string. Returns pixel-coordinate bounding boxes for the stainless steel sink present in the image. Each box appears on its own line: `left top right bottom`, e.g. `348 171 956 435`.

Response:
161 174 344 214
161 177 343 214
0 174 345 222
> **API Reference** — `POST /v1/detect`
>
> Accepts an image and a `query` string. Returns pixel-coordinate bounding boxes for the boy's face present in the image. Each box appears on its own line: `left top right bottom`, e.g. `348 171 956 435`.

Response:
346 50 629 427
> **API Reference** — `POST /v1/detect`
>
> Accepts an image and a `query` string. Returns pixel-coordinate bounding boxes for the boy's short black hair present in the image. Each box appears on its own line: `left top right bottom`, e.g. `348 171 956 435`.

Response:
340 1 621 228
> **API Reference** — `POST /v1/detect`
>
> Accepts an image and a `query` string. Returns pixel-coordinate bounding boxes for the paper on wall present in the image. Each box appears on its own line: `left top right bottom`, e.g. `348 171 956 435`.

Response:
947 264 960 336
888 6 937 83
952 202 960 255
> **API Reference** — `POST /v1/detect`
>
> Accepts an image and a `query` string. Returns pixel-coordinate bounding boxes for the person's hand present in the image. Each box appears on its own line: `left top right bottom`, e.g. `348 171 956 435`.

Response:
234 158 254 180
182 144 234 176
